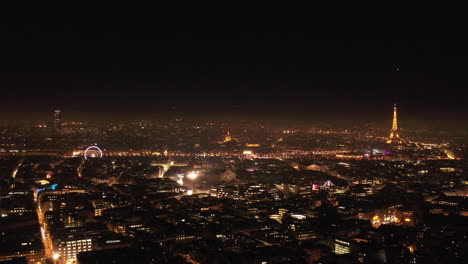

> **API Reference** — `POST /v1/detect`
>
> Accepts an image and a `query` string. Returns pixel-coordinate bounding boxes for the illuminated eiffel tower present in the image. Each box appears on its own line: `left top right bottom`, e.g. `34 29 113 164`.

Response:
386 104 403 144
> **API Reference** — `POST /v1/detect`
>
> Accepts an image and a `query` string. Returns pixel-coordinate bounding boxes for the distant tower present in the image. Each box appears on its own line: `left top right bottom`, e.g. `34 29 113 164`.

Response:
54 110 62 131
386 104 403 144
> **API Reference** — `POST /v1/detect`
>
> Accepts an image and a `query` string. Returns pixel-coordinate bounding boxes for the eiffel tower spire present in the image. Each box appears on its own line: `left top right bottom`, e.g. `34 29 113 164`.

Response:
387 104 403 144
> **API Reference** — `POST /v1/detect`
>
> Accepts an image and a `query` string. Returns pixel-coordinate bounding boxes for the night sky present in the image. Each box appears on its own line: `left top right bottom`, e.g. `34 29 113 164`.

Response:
1 2 467 126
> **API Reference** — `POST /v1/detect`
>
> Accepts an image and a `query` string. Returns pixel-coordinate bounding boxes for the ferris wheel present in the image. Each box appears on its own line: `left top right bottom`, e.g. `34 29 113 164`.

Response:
84 145 103 160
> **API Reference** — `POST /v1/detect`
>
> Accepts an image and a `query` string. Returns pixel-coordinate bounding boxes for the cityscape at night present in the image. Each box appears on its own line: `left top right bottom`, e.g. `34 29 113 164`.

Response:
1 2 468 264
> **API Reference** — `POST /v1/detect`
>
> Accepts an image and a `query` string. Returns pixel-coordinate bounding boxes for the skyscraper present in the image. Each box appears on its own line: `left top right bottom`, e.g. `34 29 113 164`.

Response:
54 110 62 132
387 104 403 144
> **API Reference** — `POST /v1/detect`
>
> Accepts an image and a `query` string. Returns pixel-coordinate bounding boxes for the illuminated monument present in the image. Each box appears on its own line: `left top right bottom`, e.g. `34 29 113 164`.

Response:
386 104 403 144
224 131 232 143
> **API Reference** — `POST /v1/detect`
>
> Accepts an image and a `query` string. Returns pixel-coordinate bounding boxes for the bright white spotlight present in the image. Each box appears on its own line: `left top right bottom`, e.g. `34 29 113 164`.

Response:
187 189 193 195
52 253 60 260
186 171 198 180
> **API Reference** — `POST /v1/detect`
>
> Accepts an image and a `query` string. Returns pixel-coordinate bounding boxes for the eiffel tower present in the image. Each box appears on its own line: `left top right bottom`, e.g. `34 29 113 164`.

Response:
386 104 403 144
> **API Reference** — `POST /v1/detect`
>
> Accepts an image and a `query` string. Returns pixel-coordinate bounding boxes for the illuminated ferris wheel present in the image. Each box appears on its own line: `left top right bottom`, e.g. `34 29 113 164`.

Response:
84 145 103 160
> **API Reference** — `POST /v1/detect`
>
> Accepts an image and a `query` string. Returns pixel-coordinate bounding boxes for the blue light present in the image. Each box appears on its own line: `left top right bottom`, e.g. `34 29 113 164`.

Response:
37 184 58 193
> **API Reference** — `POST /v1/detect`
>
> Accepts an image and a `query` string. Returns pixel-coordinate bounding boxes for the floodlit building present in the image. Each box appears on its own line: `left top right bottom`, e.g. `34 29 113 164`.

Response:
53 235 94 263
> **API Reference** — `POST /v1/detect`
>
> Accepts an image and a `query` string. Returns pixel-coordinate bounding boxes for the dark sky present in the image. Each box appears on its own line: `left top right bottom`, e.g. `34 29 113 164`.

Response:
1 2 467 126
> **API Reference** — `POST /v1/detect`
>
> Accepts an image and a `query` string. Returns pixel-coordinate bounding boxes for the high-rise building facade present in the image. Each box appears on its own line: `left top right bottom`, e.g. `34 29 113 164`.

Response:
54 110 62 131
54 236 94 263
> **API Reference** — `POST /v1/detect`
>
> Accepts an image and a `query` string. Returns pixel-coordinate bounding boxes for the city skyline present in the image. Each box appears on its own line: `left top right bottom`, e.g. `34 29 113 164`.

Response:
1 104 467 133
0 3 467 264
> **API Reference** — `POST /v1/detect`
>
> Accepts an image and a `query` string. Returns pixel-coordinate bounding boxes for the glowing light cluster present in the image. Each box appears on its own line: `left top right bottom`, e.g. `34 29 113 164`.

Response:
187 171 198 180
